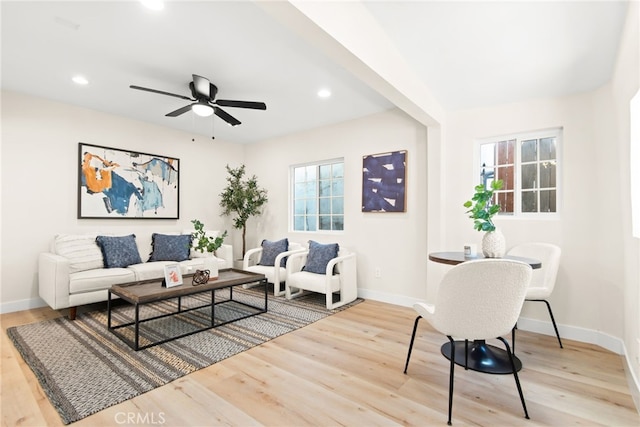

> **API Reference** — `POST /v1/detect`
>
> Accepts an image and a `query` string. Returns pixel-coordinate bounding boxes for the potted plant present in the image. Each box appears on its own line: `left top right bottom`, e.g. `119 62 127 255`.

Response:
463 179 505 257
191 219 228 278
219 164 268 258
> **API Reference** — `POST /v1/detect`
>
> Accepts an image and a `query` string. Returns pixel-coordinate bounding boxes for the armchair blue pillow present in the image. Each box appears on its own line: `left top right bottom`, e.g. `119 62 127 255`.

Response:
95 234 142 268
258 238 289 267
303 240 339 274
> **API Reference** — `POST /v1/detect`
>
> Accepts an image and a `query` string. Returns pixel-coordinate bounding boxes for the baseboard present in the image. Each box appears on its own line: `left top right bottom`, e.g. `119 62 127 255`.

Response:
0 297 47 314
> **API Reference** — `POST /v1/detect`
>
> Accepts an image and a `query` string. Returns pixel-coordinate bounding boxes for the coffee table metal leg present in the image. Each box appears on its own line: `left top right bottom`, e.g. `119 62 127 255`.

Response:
107 291 112 329
211 289 215 327
134 304 140 351
263 279 268 312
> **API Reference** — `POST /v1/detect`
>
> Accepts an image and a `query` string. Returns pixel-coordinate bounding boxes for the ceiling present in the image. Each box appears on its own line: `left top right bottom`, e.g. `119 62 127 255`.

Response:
1 1 628 144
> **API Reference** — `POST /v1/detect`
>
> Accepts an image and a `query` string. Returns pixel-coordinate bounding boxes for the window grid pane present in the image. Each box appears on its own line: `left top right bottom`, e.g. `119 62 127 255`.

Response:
478 130 559 216
292 161 344 231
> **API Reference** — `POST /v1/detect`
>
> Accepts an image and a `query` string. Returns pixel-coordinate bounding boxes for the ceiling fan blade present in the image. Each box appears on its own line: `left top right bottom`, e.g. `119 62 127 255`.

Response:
216 99 267 110
165 104 193 117
214 107 241 126
130 85 192 101
192 74 210 99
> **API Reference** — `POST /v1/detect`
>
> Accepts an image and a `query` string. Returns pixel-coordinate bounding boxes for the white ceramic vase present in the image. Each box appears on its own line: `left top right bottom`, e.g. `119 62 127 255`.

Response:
204 255 219 279
482 229 506 258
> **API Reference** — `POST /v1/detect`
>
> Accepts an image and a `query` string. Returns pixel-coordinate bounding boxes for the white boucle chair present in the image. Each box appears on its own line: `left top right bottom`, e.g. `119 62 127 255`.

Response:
285 247 357 310
403 258 532 425
506 242 563 350
242 241 305 296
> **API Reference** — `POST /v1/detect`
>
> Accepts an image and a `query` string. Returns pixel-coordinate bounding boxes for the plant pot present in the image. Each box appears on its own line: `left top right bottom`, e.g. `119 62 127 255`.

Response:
204 256 219 279
482 229 505 258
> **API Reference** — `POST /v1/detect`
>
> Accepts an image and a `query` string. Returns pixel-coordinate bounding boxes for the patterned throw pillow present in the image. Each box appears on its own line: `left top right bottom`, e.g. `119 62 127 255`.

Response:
54 234 104 273
96 234 142 268
148 233 192 262
303 240 339 274
258 238 289 267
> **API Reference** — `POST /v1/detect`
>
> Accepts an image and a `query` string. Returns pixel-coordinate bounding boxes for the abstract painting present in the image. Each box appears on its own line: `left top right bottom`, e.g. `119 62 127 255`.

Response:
78 143 179 219
362 150 407 212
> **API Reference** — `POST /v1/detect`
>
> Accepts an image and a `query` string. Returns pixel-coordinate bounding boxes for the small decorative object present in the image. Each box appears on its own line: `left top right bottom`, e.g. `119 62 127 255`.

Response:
78 143 179 219
192 269 210 286
362 150 407 212
163 263 183 287
219 164 268 257
463 243 477 258
463 179 505 258
191 219 227 280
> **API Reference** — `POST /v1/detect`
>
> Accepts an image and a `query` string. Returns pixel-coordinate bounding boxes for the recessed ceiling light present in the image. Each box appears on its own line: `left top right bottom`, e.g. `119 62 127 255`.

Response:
72 75 89 85
317 88 331 99
140 0 164 11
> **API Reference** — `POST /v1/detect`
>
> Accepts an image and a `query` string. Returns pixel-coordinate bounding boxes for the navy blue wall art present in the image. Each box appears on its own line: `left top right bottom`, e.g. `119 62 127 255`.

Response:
78 143 179 219
362 150 407 212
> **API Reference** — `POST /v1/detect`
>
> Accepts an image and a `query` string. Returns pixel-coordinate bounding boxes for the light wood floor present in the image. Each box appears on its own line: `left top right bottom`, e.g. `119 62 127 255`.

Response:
2 300 639 427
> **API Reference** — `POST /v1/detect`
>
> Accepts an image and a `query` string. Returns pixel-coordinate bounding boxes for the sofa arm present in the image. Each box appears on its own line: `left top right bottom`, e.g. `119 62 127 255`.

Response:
39 252 71 310
215 244 233 269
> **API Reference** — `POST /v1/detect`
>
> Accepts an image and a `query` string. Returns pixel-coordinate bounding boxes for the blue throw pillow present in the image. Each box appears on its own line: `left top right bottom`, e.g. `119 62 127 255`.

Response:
96 234 142 268
303 240 339 274
258 238 289 267
148 233 191 262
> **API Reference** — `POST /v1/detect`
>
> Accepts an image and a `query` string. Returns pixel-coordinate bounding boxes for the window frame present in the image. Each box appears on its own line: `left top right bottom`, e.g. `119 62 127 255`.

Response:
289 158 345 233
473 128 562 219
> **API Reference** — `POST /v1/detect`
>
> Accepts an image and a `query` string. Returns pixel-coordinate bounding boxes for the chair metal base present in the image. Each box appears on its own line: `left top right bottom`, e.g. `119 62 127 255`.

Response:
440 340 523 374
404 316 529 425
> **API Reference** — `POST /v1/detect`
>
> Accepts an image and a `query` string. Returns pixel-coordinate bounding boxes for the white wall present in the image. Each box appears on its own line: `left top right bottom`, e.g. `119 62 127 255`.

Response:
444 93 619 333
609 0 640 408
0 90 244 311
244 109 429 305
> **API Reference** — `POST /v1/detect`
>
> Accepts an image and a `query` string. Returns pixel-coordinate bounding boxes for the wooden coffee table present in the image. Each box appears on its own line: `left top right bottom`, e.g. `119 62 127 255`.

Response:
107 268 267 350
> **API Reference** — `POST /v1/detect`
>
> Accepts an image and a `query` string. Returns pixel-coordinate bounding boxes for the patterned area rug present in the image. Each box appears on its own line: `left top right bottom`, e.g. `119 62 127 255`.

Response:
7 287 362 424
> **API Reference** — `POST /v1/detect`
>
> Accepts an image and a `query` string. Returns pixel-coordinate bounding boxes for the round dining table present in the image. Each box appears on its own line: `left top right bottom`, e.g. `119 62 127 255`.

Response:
428 251 541 374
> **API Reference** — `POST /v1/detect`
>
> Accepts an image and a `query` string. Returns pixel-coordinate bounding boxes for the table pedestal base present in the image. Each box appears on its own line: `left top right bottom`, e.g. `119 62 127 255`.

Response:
441 340 522 375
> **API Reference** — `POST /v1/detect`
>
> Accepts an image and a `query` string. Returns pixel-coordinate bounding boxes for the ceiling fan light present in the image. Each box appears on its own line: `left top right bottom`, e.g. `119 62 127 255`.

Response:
192 103 213 117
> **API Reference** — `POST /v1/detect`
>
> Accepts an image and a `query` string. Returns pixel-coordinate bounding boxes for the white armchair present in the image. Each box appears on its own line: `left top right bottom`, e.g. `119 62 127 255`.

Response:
242 241 305 296
285 246 357 310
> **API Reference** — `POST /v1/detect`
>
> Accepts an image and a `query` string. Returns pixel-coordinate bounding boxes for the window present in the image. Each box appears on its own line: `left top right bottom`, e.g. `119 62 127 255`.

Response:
477 128 560 215
292 160 344 231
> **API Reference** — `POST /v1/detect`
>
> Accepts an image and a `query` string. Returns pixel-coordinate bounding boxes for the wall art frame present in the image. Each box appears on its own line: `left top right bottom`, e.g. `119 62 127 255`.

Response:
78 142 180 219
362 150 407 212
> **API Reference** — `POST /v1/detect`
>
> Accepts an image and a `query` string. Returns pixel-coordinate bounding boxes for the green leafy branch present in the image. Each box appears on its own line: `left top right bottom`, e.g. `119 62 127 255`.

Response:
463 179 504 232
191 219 228 254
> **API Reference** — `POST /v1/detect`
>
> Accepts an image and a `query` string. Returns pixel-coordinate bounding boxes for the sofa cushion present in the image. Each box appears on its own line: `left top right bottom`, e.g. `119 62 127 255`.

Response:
69 268 136 294
127 262 169 281
258 238 288 267
303 240 339 274
54 234 104 273
96 234 142 268
148 233 191 262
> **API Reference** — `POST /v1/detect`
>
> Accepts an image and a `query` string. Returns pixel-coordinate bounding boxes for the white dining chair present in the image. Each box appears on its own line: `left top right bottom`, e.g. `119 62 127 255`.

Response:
404 258 532 425
507 242 563 350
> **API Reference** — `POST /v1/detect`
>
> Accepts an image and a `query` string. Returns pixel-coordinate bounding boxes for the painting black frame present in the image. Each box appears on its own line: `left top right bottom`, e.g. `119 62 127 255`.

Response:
78 142 180 219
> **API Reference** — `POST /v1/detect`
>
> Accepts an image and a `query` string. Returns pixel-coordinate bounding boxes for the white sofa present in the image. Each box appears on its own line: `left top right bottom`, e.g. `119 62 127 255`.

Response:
39 231 233 319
